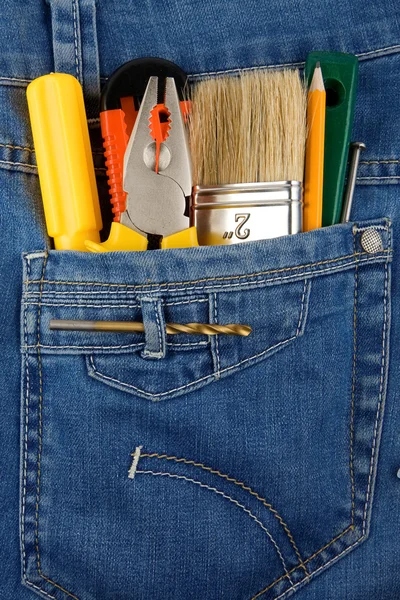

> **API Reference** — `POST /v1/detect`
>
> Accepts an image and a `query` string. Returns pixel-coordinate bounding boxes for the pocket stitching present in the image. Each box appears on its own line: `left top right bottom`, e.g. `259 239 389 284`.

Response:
136 450 309 578
87 278 310 401
133 469 296 589
22 252 80 600
24 244 391 292
252 247 392 599
361 259 390 534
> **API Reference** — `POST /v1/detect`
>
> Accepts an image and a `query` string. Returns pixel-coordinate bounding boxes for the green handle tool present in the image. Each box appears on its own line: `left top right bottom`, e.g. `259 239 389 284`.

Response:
305 52 359 226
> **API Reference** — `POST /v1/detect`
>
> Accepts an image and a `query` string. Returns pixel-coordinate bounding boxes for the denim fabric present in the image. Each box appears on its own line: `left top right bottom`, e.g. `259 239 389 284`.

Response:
1 1 400 599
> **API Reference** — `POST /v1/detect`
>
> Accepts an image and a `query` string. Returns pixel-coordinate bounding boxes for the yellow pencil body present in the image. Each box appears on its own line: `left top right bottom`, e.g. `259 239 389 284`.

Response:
303 67 326 231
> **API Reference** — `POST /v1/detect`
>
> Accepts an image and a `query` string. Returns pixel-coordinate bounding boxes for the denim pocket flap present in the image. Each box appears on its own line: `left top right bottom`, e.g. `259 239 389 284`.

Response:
86 277 311 401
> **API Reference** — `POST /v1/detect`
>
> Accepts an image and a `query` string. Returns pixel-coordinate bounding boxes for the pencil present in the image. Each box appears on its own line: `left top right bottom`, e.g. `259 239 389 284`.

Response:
303 63 326 231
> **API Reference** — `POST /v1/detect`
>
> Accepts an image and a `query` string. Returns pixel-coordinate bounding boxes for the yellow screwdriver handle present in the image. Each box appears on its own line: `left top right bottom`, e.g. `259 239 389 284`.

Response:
27 73 102 250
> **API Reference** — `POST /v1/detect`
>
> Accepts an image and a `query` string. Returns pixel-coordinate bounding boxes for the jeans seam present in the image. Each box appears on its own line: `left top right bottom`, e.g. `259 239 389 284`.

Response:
251 525 356 599
188 44 400 79
72 0 81 82
21 279 30 587
23 254 392 295
213 293 221 377
23 250 390 289
24 342 143 350
362 259 390 535
296 280 308 336
28 251 80 599
139 452 308 577
87 332 300 400
133 469 295 588
349 233 358 526
268 534 367 600
23 298 208 308
253 237 392 600
87 281 309 399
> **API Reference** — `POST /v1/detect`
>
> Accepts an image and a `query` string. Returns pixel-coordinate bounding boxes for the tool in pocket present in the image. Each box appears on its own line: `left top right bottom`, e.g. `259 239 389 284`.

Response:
86 60 198 252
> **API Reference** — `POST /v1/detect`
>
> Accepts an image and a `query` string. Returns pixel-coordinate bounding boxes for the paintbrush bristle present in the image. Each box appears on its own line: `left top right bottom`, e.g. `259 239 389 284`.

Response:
188 69 307 186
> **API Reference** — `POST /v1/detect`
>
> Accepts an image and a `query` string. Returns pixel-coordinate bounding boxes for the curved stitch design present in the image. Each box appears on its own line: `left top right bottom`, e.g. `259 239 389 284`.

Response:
135 469 295 588
250 525 355 599
139 451 308 576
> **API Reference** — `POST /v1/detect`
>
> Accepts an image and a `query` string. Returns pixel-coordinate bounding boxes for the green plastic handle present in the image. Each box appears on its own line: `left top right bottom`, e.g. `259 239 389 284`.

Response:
305 52 358 226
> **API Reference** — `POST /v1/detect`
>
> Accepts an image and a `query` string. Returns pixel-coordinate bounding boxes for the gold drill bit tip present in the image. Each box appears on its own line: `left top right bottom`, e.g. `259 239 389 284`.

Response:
49 319 252 337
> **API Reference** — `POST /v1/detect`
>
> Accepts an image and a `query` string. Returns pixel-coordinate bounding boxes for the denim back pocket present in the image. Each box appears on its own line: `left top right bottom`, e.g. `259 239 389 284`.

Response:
21 218 392 600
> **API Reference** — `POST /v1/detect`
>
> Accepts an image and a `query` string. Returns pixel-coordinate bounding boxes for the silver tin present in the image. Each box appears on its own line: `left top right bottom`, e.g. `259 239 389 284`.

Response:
191 181 302 245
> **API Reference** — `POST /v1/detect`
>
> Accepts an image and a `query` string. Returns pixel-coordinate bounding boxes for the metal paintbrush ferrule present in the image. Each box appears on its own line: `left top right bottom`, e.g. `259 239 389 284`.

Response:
191 180 302 246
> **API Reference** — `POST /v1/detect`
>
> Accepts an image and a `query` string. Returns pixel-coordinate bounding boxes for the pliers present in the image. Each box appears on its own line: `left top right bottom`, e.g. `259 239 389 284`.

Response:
86 67 198 251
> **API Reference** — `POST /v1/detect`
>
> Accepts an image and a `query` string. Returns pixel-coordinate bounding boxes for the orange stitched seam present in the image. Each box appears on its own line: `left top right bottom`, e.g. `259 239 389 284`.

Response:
0 142 34 152
140 452 308 577
34 251 80 600
24 249 391 288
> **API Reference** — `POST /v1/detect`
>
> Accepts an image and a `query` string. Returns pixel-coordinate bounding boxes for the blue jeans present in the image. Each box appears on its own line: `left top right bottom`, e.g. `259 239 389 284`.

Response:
1 1 399 599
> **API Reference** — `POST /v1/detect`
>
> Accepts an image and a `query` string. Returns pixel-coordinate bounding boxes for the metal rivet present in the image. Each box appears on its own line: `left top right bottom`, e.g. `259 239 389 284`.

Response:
360 228 383 254
397 468 400 480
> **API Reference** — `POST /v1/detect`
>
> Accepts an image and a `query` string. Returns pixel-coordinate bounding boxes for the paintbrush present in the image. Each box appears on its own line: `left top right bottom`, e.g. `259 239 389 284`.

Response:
188 69 307 244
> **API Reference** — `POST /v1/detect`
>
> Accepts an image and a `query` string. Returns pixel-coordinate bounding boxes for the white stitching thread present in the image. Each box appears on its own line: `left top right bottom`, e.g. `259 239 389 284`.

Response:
155 300 164 356
135 469 294 588
23 298 208 309
23 343 143 351
0 76 32 83
0 159 104 176
128 446 143 479
357 176 400 180
72 0 81 82
265 535 366 600
22 251 373 287
349 233 358 525
188 44 400 78
214 293 221 377
362 260 389 534
0 159 36 169
168 341 208 347
296 280 308 336
21 303 30 580
25 580 57 599
353 225 389 232
22 254 392 297
88 333 300 399
360 159 400 165
357 43 400 57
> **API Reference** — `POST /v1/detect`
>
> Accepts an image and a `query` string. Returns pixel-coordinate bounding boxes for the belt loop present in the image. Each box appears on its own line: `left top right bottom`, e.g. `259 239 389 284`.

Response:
140 298 167 360
46 0 100 119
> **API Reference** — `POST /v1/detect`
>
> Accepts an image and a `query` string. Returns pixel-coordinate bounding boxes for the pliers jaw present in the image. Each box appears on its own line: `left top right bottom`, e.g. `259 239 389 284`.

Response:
85 63 198 252
122 76 192 239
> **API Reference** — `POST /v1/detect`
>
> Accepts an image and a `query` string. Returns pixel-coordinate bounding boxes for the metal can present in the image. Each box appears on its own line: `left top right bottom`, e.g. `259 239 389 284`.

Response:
191 181 302 245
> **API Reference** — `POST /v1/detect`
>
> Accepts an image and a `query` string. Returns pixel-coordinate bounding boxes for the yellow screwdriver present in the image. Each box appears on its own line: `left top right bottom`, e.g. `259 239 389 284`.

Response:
27 73 102 250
